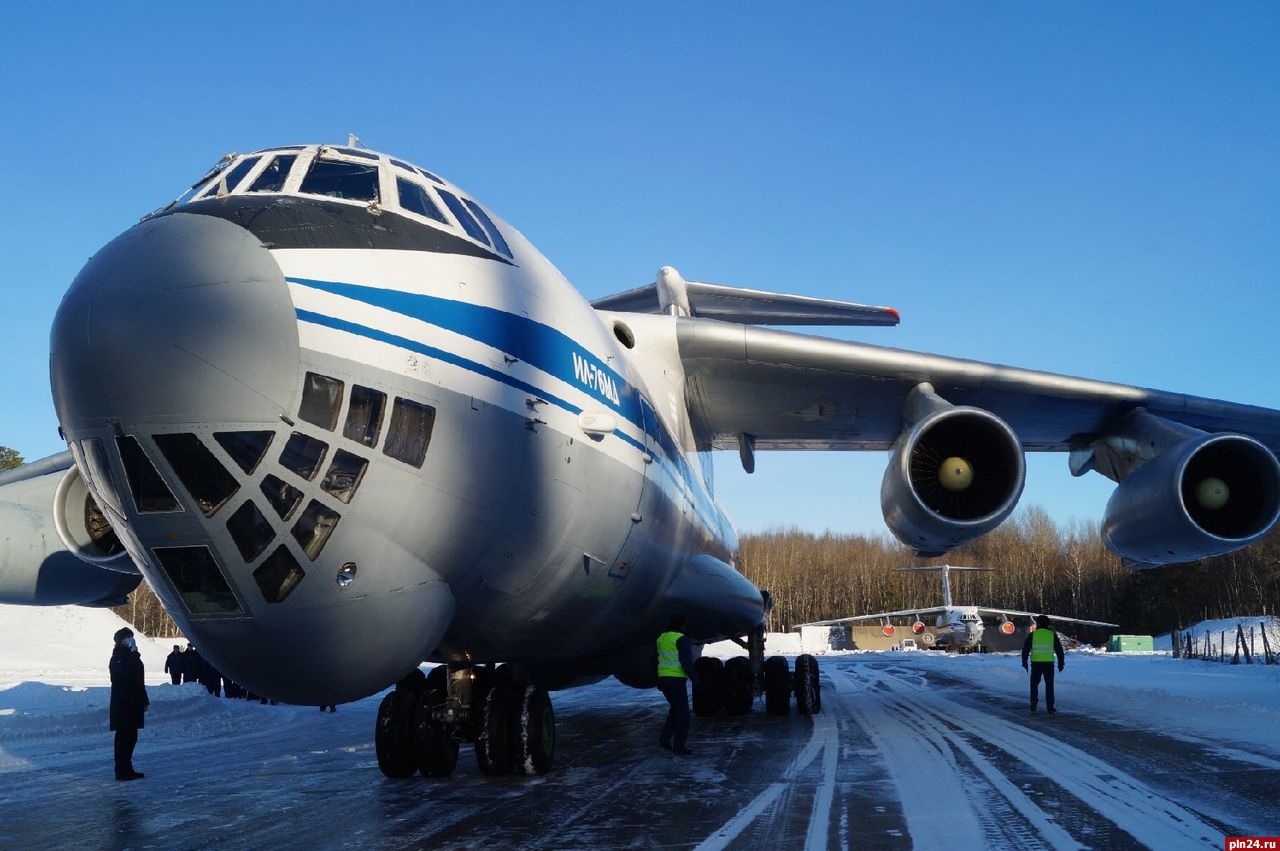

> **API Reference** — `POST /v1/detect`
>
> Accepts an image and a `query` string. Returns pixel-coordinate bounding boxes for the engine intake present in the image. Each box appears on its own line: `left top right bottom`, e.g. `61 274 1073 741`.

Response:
881 402 1026 557
1102 432 1280 565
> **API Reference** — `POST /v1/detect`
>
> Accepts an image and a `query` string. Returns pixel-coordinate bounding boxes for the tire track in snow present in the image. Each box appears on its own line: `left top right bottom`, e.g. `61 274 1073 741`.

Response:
693 683 842 851
846 663 1225 849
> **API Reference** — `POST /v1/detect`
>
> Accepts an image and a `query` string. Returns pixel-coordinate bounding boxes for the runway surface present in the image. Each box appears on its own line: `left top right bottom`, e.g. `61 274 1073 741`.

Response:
2 653 1277 849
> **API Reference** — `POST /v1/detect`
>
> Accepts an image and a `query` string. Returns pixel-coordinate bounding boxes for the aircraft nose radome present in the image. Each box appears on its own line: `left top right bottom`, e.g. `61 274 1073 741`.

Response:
50 212 300 430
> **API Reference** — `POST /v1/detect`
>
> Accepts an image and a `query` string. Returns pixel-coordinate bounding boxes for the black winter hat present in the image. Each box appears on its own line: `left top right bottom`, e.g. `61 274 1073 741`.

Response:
113 627 134 643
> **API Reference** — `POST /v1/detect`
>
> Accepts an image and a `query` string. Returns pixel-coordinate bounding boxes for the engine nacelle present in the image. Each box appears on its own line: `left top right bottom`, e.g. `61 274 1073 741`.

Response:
881 404 1026 557
999 618 1016 635
0 461 140 606
1102 432 1280 565
911 619 926 635
881 622 895 638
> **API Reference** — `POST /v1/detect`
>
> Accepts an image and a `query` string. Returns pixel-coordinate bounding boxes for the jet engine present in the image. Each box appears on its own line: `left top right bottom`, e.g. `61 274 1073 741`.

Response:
0 460 140 606
52 465 133 568
1102 432 1280 565
881 387 1025 557
999 617 1016 635
881 620 895 638
911 619 926 635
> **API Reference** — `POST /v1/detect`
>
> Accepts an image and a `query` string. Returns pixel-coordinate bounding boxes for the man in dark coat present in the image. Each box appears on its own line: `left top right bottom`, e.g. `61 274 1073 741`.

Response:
110 627 149 780
164 644 184 685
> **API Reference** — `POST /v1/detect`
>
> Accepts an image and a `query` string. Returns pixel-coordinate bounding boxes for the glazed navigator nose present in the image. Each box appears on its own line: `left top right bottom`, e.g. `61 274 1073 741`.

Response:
50 212 300 431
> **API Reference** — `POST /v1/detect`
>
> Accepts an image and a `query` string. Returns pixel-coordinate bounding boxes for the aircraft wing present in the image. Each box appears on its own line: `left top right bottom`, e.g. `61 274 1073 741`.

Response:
676 317 1280 453
974 608 1120 629
797 607 947 628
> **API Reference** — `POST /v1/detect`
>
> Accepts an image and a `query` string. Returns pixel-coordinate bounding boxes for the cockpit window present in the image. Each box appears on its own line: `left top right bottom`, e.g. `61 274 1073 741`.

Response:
246 155 297 193
216 156 262 196
153 433 240 518
333 146 378 160
299 160 379 202
462 199 513 258
436 189 490 245
397 177 448 224
116 435 180 513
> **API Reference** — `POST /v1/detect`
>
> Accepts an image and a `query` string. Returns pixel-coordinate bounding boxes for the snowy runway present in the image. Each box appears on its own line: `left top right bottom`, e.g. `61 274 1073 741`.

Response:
3 606 1280 849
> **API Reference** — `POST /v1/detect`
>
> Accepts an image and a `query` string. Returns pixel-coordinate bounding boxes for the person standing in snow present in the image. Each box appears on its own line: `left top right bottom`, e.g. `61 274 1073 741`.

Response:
164 644 184 685
109 627 149 781
1021 614 1065 713
656 613 700 755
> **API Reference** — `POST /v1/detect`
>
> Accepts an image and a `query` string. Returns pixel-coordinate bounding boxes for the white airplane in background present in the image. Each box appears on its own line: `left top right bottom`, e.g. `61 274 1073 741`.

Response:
1 140 1278 783
798 565 1119 650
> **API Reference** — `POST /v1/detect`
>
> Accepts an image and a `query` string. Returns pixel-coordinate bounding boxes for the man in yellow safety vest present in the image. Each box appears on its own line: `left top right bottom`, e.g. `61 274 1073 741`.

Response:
656 613 700 755
1021 614 1065 713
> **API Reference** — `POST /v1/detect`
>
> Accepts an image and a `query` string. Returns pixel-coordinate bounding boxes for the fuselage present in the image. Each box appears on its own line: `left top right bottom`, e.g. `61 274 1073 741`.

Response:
49 144 754 704
936 607 984 648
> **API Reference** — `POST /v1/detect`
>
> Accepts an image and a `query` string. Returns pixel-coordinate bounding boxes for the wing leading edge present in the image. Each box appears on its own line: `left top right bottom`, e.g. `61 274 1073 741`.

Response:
675 317 1280 454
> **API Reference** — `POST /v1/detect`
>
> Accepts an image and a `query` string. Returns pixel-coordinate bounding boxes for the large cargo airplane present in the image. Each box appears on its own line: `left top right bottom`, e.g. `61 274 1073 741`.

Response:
2 141 1279 779
798 565 1119 650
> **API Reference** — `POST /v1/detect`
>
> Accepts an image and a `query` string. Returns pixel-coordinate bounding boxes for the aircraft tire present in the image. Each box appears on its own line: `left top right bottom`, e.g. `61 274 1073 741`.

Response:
476 681 514 776
692 657 724 717
763 655 791 715
375 690 417 778
794 654 820 715
723 657 753 715
510 685 555 776
411 687 459 778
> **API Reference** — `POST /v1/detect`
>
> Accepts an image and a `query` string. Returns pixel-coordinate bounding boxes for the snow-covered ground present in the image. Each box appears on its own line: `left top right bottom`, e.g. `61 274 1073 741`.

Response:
2 603 1279 849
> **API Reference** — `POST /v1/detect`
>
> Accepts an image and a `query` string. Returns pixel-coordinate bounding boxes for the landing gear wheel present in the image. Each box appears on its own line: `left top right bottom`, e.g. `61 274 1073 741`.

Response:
476 678 515 776
692 656 724 717
723 656 753 715
794 653 820 715
510 685 555 776
411 687 458 778
763 655 791 715
375 689 417 778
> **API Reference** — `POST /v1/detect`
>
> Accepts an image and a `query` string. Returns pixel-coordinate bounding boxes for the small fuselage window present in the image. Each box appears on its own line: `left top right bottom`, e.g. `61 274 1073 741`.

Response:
298 373 344 431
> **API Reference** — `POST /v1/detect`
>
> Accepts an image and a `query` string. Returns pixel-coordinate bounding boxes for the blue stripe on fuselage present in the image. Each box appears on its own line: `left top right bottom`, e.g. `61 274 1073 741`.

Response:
289 277 632 415
290 278 723 530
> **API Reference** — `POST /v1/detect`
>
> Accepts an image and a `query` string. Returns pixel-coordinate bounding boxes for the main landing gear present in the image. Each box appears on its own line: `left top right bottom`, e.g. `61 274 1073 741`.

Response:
691 626 822 718
376 664 555 779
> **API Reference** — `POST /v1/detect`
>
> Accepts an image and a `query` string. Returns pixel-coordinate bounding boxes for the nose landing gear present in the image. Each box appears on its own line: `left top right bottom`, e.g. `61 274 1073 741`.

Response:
375 663 555 779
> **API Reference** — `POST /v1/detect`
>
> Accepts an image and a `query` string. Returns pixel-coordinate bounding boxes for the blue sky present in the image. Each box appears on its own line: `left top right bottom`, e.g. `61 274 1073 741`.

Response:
1 3 1276 538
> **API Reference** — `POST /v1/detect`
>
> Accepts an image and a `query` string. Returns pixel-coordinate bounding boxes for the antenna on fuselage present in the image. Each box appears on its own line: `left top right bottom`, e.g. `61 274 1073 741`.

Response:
348 133 368 149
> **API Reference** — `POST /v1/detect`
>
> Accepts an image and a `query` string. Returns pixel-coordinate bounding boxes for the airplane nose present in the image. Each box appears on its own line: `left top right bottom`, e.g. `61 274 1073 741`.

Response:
50 212 300 429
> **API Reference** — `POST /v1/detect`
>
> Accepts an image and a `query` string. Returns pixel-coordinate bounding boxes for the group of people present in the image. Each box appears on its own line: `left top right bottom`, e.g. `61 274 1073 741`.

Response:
653 611 1072 753
163 643 276 703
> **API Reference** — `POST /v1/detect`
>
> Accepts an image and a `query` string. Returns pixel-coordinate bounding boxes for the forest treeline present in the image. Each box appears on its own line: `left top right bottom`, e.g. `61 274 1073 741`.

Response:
113 504 1280 642
740 505 1280 639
